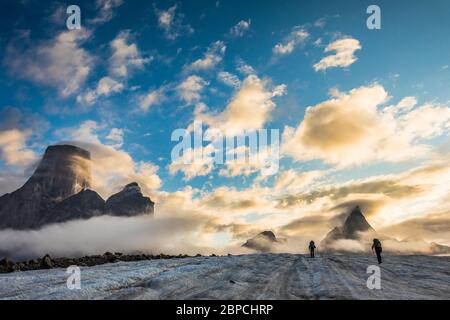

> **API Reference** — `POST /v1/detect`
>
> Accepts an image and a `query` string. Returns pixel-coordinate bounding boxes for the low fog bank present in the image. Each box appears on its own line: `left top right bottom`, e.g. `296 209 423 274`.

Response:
0 215 233 260
0 216 447 260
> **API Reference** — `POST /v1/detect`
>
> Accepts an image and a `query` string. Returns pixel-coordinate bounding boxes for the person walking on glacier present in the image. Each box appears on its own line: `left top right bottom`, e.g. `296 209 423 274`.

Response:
372 238 383 264
309 241 316 258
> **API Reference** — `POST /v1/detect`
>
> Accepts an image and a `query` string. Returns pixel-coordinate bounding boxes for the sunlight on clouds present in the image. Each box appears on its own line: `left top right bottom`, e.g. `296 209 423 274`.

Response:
4 29 93 97
273 26 309 55
109 31 150 78
177 75 209 104
195 75 286 135
0 129 36 166
283 84 450 167
184 41 226 73
314 37 361 71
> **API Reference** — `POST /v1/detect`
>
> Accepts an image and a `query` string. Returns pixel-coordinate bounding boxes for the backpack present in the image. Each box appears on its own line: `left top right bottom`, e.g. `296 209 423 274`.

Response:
374 239 382 248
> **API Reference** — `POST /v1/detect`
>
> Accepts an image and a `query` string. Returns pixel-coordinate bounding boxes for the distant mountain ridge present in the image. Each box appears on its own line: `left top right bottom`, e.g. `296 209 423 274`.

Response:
0 145 154 230
321 206 376 247
242 231 284 252
320 206 450 255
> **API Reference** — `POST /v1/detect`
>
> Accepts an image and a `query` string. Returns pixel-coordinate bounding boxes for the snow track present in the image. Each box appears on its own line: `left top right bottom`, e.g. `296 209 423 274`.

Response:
0 254 448 300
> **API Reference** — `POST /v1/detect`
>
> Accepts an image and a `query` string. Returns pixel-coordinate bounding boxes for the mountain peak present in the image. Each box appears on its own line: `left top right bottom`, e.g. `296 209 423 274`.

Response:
0 145 155 230
341 206 374 237
242 230 279 252
321 206 376 248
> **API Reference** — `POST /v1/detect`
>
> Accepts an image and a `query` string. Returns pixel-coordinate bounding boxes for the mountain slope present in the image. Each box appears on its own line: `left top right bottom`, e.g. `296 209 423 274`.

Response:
321 206 377 247
0 145 92 230
0 145 155 230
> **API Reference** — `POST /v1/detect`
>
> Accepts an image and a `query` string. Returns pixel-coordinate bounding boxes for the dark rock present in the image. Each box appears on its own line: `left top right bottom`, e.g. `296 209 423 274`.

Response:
39 189 105 225
40 254 53 269
105 182 154 217
0 145 92 230
242 231 280 252
321 206 377 247
229 280 236 284
0 258 16 273
0 144 157 233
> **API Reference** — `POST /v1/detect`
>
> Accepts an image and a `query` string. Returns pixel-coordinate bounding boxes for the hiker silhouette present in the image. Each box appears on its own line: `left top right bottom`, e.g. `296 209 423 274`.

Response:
309 241 316 258
372 238 383 264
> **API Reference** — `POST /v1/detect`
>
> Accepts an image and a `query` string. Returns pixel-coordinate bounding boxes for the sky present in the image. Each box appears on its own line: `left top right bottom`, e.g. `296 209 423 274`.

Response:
0 0 449 251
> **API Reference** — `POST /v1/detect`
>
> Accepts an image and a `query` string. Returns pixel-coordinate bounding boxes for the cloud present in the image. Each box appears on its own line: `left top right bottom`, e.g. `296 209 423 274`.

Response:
4 30 94 97
169 145 215 180
0 215 211 260
313 37 361 71
155 5 194 40
54 121 161 198
283 84 450 167
176 75 208 104
380 211 450 244
195 75 286 135
77 76 124 105
217 71 241 88
109 31 150 78
105 128 124 149
274 170 324 193
229 20 251 37
88 0 124 25
0 129 36 166
236 59 256 75
273 26 309 55
139 87 166 112
184 41 226 72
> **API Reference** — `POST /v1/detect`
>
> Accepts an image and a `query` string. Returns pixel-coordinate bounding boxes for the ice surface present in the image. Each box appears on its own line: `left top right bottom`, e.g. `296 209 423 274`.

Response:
0 254 449 300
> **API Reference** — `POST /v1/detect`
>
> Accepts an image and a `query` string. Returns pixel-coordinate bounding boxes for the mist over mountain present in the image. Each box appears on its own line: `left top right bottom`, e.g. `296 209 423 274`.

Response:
0 145 154 230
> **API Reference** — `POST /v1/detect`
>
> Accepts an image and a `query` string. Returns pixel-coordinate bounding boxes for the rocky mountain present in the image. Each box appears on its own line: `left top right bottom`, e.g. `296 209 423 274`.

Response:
321 206 377 247
242 231 280 252
0 145 155 230
38 189 106 225
105 182 154 217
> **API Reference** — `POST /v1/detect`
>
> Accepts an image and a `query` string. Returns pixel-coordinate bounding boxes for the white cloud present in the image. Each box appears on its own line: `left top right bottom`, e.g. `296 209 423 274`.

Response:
156 5 194 40
4 30 94 97
55 121 161 198
274 170 324 192
229 20 251 37
176 75 208 104
184 41 226 72
283 84 450 167
105 128 124 149
313 37 361 71
273 27 309 56
109 31 150 78
139 87 166 112
169 145 215 180
77 76 124 105
236 59 256 75
88 0 124 25
217 71 241 88
0 129 36 166
195 75 286 135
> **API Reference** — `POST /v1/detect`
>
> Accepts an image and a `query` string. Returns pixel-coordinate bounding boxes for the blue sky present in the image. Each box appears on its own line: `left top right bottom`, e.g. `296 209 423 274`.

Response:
1 0 450 247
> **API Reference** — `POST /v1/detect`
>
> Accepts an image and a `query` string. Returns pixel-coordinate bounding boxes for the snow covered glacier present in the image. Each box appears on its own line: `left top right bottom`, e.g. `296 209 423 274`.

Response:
0 254 449 300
